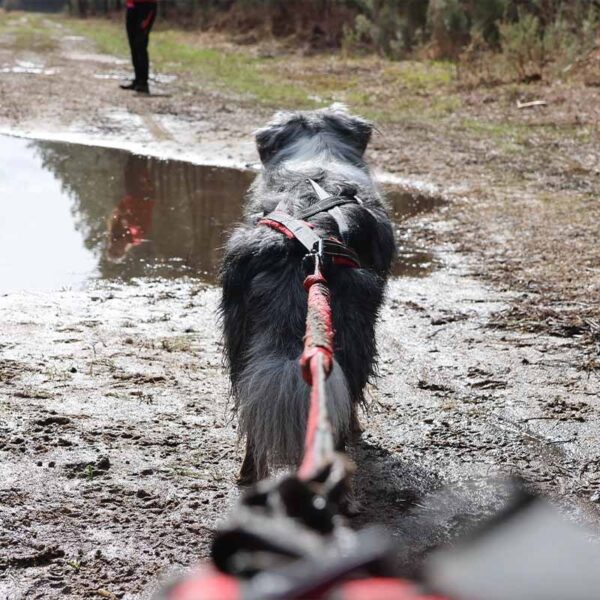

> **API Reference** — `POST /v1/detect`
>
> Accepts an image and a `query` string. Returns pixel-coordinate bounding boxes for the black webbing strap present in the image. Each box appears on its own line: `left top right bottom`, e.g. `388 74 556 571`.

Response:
318 239 361 266
262 211 321 253
297 196 359 220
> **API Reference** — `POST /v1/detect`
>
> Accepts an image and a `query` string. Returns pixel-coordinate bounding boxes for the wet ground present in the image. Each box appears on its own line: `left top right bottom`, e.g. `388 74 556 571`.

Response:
2 134 599 599
1 11 600 600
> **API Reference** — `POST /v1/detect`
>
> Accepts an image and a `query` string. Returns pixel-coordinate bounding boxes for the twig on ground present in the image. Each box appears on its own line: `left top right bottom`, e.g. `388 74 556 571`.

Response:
517 100 548 109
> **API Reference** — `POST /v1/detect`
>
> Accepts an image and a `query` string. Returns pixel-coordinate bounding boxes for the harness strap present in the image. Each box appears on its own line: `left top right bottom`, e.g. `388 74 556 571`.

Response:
306 179 359 243
297 195 358 220
260 211 321 253
318 239 361 266
329 205 350 242
259 211 361 268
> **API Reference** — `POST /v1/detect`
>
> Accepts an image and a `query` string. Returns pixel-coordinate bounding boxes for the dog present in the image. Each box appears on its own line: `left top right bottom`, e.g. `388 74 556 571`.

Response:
220 104 395 485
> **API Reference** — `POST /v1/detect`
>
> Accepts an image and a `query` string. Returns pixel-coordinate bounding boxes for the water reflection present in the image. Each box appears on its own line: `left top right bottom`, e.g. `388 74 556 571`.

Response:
385 186 442 277
107 154 156 262
0 135 441 292
35 138 254 284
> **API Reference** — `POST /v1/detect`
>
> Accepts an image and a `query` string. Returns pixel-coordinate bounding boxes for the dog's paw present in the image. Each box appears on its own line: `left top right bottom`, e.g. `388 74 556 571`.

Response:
236 471 256 487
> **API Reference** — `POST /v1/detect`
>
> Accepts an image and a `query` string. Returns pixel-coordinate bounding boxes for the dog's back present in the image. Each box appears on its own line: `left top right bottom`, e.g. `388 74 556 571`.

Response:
220 104 395 482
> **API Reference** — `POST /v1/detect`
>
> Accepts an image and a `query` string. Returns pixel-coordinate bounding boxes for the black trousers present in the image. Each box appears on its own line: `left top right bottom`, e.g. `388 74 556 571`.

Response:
126 3 156 86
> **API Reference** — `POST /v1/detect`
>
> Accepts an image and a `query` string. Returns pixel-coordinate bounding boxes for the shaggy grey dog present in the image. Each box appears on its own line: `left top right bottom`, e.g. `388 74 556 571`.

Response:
220 104 395 484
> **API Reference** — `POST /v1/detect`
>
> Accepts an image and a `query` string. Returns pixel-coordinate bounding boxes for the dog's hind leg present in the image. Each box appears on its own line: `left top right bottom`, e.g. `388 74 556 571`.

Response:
237 436 268 485
350 407 363 438
331 438 363 518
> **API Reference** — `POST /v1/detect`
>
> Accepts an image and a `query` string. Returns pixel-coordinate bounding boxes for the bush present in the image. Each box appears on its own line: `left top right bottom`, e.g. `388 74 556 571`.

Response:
427 0 469 58
68 0 600 83
498 11 544 80
342 0 428 59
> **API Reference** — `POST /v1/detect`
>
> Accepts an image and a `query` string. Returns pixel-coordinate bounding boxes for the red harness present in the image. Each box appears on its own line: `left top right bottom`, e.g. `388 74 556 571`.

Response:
258 207 361 269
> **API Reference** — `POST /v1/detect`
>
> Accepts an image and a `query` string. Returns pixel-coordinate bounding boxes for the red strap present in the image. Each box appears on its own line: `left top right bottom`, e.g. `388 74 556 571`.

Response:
259 218 297 240
333 257 358 268
167 568 240 600
338 578 447 600
297 258 336 479
260 216 360 268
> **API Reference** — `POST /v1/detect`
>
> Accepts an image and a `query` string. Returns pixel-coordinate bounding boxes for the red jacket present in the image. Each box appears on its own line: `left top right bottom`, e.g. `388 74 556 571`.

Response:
127 0 156 7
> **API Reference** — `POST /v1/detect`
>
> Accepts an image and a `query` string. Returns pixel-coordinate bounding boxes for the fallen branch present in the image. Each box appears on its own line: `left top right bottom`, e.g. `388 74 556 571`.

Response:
517 100 548 109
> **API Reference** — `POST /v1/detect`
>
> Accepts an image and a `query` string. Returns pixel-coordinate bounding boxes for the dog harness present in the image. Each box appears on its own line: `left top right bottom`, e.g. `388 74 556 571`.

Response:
258 179 362 269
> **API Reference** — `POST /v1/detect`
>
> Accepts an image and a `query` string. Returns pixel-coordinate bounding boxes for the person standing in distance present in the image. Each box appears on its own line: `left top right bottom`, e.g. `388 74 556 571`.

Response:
120 0 157 95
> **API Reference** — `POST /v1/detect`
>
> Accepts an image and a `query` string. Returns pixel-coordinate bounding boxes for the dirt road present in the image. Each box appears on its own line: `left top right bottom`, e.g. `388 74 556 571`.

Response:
1 11 599 599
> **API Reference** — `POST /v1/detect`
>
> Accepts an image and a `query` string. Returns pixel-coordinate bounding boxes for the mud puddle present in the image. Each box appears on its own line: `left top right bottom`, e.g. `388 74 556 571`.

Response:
0 134 440 292
0 135 253 291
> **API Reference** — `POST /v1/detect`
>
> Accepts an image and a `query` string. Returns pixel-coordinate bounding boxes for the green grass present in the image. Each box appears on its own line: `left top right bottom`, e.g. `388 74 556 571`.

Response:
63 16 461 119
70 18 130 56
459 117 592 148
0 11 58 51
65 18 318 107
381 60 455 91
13 27 58 52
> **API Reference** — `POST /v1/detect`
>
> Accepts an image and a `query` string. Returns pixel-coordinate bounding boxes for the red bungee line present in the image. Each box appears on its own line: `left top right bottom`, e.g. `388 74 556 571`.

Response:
298 258 336 480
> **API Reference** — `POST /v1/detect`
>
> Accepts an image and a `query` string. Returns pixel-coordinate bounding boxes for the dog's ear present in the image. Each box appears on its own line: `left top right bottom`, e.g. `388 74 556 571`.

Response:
323 105 373 156
255 114 307 165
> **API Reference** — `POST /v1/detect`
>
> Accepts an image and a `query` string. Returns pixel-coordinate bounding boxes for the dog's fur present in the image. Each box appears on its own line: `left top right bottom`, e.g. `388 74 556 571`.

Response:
220 104 395 483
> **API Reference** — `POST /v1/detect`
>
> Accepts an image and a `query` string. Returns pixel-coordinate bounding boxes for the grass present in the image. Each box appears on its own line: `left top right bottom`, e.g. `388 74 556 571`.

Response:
159 335 195 353
0 11 58 51
6 11 590 154
63 15 460 120
66 17 318 107
0 10 461 121
458 117 594 159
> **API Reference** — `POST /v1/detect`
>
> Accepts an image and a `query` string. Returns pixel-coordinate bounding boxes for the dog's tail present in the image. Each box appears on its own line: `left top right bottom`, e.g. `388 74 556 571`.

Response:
236 353 352 474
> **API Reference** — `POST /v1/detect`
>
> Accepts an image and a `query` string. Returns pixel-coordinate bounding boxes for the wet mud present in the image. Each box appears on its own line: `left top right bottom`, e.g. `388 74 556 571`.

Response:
3 263 599 598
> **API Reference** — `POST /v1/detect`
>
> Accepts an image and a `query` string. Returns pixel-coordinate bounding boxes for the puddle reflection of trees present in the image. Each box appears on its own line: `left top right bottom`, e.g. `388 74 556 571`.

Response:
35 140 254 283
34 139 441 284
384 187 443 278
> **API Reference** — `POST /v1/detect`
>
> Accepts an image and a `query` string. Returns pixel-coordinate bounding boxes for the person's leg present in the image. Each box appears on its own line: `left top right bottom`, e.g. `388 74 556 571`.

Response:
136 4 156 92
122 7 139 87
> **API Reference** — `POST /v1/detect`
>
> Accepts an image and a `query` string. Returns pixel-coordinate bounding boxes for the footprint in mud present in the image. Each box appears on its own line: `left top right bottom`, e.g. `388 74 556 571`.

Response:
0 358 28 383
0 545 65 571
34 415 72 427
13 388 54 399
64 456 111 479
430 311 469 326
111 372 168 385
462 366 508 390
541 397 592 422
417 379 455 394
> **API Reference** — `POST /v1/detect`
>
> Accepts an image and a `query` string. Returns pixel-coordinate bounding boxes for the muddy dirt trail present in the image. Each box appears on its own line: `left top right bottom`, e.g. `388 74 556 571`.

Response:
0 12 264 169
1 11 600 600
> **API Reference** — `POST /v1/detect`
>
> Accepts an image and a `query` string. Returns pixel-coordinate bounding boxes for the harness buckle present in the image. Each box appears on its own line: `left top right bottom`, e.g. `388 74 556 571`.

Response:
315 239 325 260
302 239 326 277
